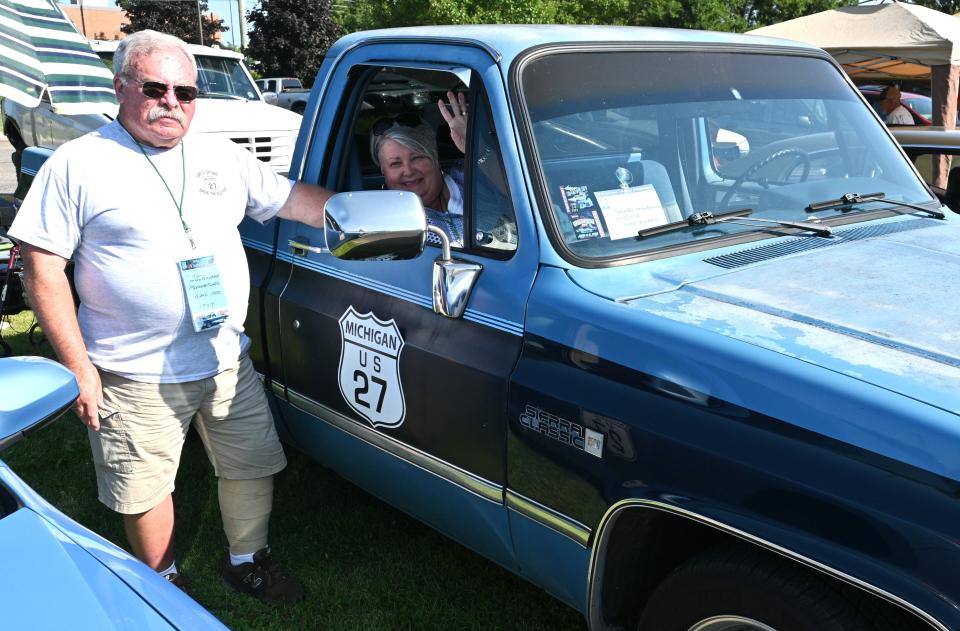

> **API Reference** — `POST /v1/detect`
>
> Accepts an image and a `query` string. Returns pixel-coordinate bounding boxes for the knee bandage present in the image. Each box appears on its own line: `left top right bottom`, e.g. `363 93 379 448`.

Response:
218 476 273 556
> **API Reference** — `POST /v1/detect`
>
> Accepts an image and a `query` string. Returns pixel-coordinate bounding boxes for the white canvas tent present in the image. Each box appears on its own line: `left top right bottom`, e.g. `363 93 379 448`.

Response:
750 1 960 130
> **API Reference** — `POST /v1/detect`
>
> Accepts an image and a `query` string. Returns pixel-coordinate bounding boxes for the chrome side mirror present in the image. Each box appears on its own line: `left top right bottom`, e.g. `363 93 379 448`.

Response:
322 190 482 319
323 190 427 260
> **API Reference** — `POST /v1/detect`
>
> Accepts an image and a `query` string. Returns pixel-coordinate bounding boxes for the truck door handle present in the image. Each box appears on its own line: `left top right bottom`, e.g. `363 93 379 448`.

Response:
288 239 327 255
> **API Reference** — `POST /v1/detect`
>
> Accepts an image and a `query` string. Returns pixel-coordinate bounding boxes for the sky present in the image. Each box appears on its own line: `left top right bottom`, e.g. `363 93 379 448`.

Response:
59 0 250 49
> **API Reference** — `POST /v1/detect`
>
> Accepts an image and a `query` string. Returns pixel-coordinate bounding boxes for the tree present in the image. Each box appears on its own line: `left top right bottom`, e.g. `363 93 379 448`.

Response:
913 0 960 16
246 0 342 86
336 0 852 34
118 0 226 45
337 0 567 32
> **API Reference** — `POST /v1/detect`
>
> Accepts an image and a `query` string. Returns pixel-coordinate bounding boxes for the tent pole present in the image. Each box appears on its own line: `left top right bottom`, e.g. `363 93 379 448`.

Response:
931 64 958 188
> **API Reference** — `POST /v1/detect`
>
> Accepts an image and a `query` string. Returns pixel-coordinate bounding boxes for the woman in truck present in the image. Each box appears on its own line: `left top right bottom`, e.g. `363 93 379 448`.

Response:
369 92 468 247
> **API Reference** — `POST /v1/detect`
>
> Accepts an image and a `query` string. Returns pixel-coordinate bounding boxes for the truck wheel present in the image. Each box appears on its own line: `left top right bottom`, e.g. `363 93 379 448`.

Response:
638 548 873 631
291 101 306 115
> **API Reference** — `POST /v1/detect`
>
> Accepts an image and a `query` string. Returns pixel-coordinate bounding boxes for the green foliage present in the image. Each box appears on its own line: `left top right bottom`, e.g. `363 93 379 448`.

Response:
912 0 960 16
336 0 853 34
246 0 342 87
117 0 226 46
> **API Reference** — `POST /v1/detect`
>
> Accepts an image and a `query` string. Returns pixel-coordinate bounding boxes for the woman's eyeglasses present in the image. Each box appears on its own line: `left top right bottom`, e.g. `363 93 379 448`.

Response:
139 81 199 103
372 112 422 136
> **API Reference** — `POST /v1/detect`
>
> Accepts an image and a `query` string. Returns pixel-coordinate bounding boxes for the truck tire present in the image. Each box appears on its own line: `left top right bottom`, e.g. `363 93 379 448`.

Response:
291 101 306 115
638 547 874 631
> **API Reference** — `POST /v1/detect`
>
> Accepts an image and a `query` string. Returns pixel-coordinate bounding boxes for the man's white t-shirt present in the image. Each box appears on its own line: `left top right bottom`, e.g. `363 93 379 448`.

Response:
885 105 914 125
9 120 293 383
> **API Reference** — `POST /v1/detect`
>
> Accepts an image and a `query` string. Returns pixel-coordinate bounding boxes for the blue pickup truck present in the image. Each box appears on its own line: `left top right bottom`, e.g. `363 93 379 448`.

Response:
15 24 960 631
238 25 960 631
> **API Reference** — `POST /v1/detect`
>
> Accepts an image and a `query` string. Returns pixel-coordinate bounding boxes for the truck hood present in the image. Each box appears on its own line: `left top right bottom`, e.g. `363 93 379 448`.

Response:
569 217 960 414
191 98 302 133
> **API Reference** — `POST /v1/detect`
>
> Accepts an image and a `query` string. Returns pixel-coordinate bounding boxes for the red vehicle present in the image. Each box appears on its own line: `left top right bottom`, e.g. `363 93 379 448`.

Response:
859 87 933 126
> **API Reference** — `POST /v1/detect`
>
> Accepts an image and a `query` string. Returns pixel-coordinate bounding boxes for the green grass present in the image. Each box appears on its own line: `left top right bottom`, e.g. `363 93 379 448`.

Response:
1 311 587 630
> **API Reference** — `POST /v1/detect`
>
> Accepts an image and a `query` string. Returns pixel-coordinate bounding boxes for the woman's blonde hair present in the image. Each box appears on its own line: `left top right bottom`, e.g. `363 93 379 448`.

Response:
370 119 439 168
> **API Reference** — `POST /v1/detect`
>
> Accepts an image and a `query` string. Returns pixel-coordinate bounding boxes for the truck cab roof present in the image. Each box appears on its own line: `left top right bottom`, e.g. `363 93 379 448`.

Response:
327 24 824 61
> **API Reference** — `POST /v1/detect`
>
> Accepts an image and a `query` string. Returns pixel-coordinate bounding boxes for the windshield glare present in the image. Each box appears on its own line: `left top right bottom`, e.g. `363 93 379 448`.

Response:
196 55 259 100
520 50 933 260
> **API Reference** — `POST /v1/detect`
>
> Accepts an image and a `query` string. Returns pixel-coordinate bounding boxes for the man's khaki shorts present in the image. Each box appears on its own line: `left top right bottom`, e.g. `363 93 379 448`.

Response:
89 354 287 514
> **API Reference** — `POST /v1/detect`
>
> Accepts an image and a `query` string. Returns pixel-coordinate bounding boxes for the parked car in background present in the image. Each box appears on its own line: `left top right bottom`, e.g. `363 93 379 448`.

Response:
891 126 960 211
859 86 933 125
0 356 226 630
3 40 303 177
255 77 311 114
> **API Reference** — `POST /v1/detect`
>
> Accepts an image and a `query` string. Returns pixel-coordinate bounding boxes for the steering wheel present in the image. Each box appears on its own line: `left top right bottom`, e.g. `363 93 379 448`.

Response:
720 148 811 210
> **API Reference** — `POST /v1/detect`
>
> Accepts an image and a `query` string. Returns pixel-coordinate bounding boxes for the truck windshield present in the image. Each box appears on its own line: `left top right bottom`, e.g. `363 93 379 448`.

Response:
519 49 934 261
195 55 259 100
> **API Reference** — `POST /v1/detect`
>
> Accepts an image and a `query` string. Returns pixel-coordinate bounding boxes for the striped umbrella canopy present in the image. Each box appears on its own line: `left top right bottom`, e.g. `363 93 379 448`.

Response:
0 0 117 114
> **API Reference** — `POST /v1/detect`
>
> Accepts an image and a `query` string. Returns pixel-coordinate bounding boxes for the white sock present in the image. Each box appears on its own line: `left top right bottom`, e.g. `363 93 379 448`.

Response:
230 551 256 566
159 560 178 578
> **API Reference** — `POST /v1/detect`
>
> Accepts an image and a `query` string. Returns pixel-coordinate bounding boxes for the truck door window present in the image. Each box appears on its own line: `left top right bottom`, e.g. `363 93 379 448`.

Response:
469 86 517 252
341 65 517 255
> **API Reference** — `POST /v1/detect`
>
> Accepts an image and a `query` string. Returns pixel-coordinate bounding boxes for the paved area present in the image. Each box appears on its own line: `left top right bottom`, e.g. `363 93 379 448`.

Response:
1 136 17 231
0 137 14 195
1 138 16 331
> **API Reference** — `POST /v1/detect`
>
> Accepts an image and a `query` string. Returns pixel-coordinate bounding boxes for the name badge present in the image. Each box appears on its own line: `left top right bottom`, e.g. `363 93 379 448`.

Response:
178 254 229 332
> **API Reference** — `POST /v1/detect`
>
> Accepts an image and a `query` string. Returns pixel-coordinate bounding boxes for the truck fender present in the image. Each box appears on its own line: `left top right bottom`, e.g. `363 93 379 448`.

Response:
587 500 948 631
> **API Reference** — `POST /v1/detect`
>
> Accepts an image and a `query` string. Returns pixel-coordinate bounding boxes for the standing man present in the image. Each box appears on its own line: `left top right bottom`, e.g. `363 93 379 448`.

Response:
879 85 915 126
9 30 332 603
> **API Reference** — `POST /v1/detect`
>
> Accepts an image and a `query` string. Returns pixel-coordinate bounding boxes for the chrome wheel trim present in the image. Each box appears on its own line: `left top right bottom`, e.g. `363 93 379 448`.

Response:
689 615 779 631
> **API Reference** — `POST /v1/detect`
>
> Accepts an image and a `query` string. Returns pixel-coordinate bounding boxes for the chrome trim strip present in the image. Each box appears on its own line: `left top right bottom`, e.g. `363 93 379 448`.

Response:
506 489 591 548
586 500 948 631
241 237 275 255
276 249 432 309
283 385 504 504
248 246 524 336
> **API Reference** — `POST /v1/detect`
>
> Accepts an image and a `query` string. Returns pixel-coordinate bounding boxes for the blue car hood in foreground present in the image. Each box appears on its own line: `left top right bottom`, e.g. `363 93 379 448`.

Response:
572 217 960 415
0 461 227 630
0 507 173 629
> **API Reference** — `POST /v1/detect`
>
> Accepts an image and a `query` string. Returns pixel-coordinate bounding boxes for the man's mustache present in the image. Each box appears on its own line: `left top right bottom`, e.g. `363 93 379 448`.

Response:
147 106 186 124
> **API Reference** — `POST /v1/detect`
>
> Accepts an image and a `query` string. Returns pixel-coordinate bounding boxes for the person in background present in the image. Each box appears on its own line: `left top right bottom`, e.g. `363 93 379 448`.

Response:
9 29 333 603
370 92 468 246
880 85 915 126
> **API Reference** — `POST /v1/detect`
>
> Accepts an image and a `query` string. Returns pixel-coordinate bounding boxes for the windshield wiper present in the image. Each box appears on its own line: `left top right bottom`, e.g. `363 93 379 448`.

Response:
637 207 832 238
805 192 945 219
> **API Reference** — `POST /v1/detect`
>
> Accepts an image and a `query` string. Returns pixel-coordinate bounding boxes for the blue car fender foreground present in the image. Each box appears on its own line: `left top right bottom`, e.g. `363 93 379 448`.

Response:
0 357 227 630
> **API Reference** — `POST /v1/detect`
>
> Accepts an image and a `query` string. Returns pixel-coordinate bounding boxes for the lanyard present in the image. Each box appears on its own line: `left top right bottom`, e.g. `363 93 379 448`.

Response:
121 123 195 249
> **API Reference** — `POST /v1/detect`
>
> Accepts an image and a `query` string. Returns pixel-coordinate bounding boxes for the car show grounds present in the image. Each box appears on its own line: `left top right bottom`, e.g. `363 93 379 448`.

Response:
1 136 16 230
0 208 585 630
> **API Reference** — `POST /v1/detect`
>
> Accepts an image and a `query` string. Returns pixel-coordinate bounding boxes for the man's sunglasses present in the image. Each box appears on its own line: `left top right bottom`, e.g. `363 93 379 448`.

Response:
372 112 422 136
139 81 198 103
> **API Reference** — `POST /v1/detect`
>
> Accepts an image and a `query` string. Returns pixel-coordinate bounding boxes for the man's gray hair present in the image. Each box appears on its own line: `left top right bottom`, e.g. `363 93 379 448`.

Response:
114 30 198 84
370 120 439 168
